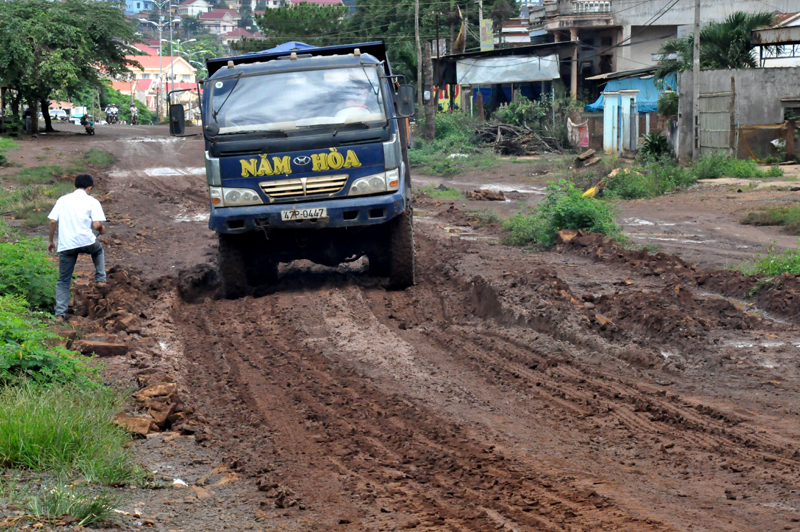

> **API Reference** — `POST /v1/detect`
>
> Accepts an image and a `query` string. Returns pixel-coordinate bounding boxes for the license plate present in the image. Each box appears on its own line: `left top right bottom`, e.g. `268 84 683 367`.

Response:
281 207 327 221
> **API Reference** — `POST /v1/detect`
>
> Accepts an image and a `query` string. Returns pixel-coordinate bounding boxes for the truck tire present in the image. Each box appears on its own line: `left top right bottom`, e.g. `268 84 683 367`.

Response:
389 210 415 289
217 234 248 299
367 251 390 277
246 255 278 287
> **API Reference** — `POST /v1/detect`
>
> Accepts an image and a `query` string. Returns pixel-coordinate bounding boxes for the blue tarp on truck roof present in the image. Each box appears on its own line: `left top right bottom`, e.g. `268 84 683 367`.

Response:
584 72 676 114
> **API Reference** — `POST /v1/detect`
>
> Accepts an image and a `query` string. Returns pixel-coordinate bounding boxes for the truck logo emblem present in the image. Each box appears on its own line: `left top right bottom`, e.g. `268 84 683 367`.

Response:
293 156 311 166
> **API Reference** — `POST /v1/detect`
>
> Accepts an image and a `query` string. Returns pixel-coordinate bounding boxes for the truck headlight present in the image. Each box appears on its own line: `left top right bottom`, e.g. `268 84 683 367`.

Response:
205 151 221 186
348 169 400 196
209 186 263 207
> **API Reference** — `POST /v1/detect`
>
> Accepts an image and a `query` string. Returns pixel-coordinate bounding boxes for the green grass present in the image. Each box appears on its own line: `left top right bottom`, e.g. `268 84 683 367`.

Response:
410 113 500 177
503 179 623 248
0 384 140 485
742 204 800 234
466 208 502 227
692 155 783 180
0 137 20 151
416 185 464 199
737 240 800 276
26 481 121 526
82 148 115 168
0 148 112 228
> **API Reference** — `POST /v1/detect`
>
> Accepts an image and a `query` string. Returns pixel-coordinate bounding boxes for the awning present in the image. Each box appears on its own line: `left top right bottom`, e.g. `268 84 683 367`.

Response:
456 54 560 85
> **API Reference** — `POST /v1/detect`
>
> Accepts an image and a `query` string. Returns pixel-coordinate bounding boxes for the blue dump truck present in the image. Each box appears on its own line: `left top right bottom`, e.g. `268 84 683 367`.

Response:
168 41 416 297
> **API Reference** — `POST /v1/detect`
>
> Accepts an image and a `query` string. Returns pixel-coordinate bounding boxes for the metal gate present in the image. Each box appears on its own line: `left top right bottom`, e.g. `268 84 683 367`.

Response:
698 91 734 157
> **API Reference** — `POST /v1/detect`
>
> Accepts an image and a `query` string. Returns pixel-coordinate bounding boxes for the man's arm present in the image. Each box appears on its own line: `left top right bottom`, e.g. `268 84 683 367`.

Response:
92 220 107 235
48 220 57 253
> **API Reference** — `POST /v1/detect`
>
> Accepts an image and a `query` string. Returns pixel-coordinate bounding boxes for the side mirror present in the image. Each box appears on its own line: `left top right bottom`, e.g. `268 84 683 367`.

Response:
396 84 415 117
169 103 185 136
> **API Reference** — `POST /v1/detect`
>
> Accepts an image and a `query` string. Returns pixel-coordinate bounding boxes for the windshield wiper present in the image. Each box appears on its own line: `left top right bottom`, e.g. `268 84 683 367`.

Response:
212 72 243 122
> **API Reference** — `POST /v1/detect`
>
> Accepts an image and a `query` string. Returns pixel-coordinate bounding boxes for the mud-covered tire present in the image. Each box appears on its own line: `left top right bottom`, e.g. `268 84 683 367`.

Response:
367 251 390 277
389 210 415 289
217 234 248 299
246 256 278 287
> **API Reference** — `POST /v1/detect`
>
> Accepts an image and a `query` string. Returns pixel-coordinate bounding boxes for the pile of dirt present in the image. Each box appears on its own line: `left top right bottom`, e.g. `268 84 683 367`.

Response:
465 189 506 201
114 373 201 437
556 230 800 323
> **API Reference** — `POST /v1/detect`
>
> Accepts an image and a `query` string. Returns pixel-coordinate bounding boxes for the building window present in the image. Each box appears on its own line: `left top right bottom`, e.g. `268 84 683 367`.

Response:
142 74 150 79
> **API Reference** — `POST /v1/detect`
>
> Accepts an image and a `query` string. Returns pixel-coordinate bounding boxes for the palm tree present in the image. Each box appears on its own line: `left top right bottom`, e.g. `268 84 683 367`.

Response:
655 11 776 80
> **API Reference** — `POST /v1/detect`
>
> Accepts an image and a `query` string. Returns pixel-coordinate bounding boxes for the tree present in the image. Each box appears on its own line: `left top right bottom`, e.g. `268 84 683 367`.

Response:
233 2 350 52
0 0 139 133
655 11 776 79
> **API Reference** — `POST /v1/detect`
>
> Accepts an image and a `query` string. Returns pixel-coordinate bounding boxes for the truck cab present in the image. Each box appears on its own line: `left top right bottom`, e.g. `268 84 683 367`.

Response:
170 42 415 297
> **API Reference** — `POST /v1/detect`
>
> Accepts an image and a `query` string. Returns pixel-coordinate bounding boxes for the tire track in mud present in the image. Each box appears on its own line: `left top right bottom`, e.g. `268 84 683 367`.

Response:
168 225 800 531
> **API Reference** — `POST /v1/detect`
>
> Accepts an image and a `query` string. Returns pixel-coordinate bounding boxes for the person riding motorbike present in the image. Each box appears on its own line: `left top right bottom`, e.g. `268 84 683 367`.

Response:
130 104 139 125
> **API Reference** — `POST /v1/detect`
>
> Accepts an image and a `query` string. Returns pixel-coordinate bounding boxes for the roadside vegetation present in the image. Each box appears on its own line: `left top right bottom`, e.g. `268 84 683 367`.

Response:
742 204 800 234
737 240 800 277
410 113 499 177
0 146 114 228
503 180 623 248
415 184 464 199
0 189 138 527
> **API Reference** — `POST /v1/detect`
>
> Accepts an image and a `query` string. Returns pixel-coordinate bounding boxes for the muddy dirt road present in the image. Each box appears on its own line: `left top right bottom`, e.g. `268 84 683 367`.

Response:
21 125 800 531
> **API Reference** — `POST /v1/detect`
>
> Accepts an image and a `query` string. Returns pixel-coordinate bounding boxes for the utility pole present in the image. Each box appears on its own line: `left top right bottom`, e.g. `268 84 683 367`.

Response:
415 0 422 108
692 0 700 161
169 5 174 97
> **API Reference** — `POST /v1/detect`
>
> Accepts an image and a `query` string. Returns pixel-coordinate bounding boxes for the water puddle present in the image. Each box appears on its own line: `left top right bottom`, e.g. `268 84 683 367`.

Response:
478 184 546 195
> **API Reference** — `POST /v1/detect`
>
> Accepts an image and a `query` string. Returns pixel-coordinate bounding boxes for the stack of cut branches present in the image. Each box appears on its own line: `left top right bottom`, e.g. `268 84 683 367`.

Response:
474 124 562 155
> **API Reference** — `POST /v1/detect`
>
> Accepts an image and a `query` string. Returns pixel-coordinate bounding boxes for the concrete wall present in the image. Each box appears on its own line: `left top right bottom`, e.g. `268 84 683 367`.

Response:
677 67 800 159
616 25 677 72
613 0 797 27
611 0 797 71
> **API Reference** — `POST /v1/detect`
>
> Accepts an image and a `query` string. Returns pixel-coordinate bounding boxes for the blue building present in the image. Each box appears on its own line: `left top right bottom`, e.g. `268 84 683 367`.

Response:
126 0 155 15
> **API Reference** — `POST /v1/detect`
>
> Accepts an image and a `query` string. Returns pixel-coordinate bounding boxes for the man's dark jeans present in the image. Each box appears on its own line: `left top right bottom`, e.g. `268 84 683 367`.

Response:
55 241 106 317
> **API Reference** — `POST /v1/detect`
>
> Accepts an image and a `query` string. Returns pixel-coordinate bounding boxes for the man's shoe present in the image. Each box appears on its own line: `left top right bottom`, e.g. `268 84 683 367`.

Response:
54 315 69 323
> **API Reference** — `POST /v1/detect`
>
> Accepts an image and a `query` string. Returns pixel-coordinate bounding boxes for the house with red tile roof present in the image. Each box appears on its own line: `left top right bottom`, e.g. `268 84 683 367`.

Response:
198 8 241 34
116 55 197 111
220 27 264 46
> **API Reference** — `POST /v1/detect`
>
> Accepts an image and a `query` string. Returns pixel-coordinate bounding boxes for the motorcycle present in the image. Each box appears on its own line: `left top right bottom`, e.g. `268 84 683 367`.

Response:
106 111 118 125
80 116 95 135
130 112 139 125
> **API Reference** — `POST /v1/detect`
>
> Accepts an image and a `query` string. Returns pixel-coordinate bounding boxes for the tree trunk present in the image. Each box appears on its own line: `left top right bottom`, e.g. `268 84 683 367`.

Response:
422 43 436 141
29 99 39 135
11 90 21 121
41 99 54 133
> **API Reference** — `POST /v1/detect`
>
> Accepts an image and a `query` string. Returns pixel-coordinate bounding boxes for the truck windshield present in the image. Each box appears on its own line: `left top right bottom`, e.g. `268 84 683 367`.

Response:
209 66 386 135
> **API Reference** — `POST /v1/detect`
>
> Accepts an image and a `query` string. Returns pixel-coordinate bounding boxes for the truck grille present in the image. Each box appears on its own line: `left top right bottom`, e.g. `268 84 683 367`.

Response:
260 175 348 199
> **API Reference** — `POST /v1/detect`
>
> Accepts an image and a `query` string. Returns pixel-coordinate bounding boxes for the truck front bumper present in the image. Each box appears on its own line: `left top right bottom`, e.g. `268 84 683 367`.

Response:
209 192 407 234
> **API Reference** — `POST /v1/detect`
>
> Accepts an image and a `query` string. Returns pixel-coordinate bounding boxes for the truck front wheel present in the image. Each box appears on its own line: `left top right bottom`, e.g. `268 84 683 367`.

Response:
217 234 248 299
389 210 416 289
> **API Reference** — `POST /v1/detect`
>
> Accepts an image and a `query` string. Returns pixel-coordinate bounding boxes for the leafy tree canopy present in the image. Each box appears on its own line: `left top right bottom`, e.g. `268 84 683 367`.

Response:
231 0 518 86
0 0 139 116
655 11 776 79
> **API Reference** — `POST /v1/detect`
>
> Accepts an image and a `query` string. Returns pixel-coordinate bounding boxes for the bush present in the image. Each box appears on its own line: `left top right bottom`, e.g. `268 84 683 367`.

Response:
467 208 502 227
657 91 679 118
639 132 669 160
0 239 57 309
0 295 97 386
742 204 800 234
503 180 623 247
738 240 800 276
602 160 696 200
692 155 783 180
0 383 139 484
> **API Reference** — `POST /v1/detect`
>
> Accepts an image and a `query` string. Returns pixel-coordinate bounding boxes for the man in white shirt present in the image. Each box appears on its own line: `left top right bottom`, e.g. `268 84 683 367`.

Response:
48 174 108 319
